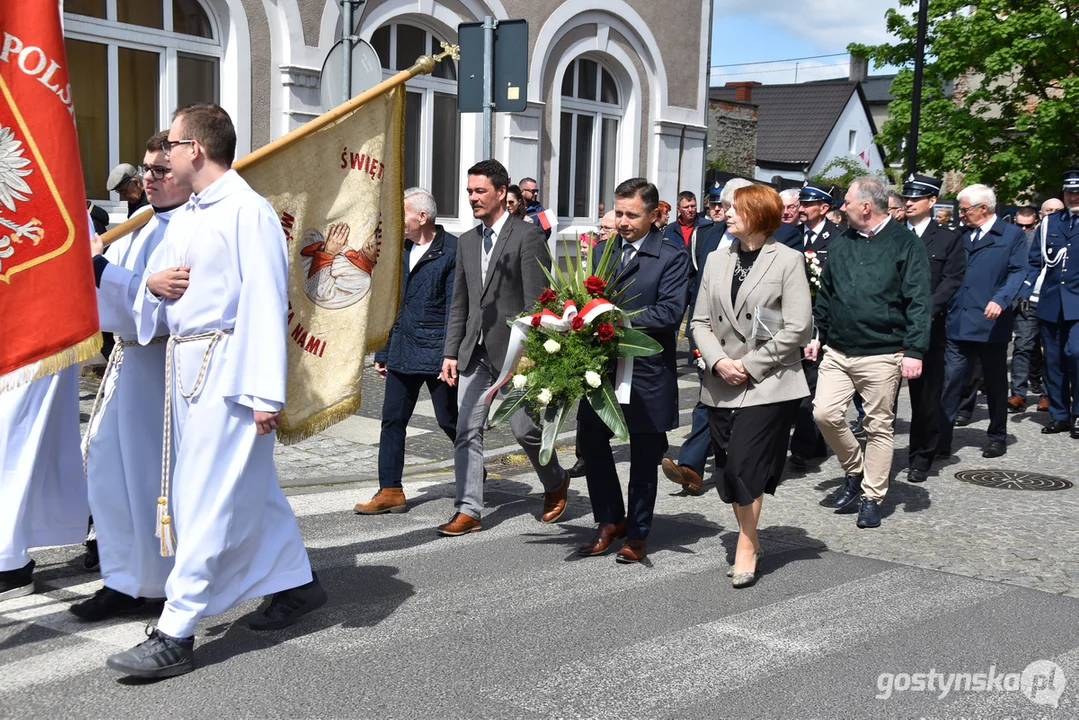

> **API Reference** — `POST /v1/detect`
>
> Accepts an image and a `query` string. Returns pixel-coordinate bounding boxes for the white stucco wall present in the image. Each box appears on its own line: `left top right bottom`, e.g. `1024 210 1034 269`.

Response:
808 90 884 179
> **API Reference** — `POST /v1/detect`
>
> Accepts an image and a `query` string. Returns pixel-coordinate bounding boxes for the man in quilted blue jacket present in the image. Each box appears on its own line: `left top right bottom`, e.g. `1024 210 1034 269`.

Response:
354 188 459 514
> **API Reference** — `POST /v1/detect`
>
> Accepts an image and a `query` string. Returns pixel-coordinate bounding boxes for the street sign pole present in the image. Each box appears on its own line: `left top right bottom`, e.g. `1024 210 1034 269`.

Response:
907 0 929 176
342 0 355 104
482 16 496 159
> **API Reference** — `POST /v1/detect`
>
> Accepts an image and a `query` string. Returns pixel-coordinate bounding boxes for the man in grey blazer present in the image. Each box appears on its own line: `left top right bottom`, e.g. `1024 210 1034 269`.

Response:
439 159 570 536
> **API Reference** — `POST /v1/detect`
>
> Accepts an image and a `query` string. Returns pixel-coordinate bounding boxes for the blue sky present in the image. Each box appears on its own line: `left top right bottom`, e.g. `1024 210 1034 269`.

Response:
710 0 905 85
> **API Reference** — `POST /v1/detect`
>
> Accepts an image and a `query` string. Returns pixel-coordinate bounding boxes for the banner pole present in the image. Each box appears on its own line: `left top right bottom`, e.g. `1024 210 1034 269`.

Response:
99 44 460 246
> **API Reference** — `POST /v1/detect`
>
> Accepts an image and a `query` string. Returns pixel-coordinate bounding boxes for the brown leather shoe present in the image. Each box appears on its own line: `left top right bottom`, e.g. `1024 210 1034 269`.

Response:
436 513 482 536
1038 396 1049 411
540 471 571 523
1006 394 1026 413
661 458 703 495
353 488 407 514
577 520 626 556
616 538 647 564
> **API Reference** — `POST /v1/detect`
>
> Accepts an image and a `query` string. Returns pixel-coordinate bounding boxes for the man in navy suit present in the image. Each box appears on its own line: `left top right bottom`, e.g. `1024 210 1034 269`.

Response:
939 184 1029 458
578 178 690 564
1028 170 1079 438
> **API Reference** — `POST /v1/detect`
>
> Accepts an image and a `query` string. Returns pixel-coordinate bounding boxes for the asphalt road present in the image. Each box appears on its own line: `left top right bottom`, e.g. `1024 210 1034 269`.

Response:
2 470 1077 719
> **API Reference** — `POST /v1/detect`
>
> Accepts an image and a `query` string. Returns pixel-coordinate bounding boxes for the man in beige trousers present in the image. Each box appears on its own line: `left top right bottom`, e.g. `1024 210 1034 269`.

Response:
806 177 931 529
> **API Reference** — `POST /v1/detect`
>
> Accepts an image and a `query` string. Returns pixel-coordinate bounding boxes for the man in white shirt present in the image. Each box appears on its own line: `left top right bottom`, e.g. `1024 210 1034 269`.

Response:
75 131 189 621
106 103 325 679
440 160 571 536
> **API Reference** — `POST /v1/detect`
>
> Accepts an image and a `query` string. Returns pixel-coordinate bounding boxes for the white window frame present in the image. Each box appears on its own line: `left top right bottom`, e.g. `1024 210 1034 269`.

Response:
63 0 222 202
558 57 623 223
372 22 459 219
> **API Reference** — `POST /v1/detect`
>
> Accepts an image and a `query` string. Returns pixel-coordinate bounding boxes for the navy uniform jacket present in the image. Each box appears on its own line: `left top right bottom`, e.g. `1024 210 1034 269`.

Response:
524 202 552 240
595 230 690 433
915 219 965 348
662 215 722 277
1028 210 1079 323
773 223 802 250
946 218 1028 343
796 218 844 265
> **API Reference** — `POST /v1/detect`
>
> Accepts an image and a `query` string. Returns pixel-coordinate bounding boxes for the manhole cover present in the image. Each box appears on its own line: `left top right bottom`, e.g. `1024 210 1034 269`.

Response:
954 469 1073 491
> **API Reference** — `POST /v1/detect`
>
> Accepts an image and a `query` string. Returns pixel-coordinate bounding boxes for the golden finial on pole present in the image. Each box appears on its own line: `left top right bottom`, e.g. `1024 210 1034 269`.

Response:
436 41 462 63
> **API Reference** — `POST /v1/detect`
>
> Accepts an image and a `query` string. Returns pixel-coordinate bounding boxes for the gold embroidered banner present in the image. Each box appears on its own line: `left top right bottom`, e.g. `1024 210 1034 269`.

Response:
241 88 405 442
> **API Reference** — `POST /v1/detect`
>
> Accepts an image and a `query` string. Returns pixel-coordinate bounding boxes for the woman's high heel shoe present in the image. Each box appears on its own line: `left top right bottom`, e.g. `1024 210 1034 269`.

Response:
731 548 762 588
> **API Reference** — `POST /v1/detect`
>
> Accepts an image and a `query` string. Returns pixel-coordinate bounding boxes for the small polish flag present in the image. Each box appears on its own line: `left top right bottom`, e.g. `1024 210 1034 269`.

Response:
858 147 872 168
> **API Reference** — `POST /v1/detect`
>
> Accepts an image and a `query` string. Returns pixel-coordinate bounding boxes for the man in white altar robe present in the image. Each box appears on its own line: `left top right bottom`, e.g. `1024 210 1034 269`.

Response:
74 131 186 621
106 104 326 680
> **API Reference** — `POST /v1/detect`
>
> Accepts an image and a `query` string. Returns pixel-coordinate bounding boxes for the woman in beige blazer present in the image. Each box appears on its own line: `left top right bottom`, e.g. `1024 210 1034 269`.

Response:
689 184 813 588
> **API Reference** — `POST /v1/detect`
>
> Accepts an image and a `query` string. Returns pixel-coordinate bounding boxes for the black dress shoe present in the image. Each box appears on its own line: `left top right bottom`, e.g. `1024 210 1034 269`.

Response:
248 573 328 631
0 560 34 601
907 468 928 483
82 539 99 572
106 629 194 679
70 586 145 621
1042 420 1070 434
831 474 863 514
568 458 587 478
856 498 881 528
1071 418 1079 439
982 441 1006 458
954 414 973 427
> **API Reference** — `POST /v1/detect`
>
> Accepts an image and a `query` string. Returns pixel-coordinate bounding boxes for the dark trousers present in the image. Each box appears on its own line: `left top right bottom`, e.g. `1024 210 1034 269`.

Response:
676 368 715 475
1041 317 1079 421
907 343 947 470
790 354 829 457
1011 305 1043 397
941 340 1009 447
958 357 982 417
579 401 668 540
378 370 458 488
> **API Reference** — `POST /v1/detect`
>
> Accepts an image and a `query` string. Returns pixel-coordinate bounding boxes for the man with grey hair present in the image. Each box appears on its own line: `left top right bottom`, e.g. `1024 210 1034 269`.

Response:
1041 197 1065 218
780 188 801 226
807 176 931 529
354 188 460 514
938 183 1028 459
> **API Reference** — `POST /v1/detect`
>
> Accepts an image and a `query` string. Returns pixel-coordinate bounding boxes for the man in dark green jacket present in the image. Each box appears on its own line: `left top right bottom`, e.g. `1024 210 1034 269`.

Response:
806 176 931 529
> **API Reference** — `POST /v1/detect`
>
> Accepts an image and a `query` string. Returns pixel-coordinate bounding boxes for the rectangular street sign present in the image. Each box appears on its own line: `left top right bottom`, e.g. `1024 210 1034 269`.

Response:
457 19 528 113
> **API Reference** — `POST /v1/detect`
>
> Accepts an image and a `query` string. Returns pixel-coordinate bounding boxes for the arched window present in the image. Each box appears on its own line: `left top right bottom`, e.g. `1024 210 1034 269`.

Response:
63 0 221 201
369 23 459 218
558 57 622 220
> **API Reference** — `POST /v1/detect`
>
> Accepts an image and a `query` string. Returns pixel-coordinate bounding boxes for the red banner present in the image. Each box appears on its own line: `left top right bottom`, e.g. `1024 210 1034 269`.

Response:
0 3 100 390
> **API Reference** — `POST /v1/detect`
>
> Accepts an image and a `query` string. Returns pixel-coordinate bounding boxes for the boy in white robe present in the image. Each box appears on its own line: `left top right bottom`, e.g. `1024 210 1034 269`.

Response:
0 364 88 600
107 104 326 679
73 131 187 621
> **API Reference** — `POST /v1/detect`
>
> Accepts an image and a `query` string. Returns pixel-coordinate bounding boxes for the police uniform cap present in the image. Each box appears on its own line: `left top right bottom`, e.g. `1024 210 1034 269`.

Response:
1062 169 1079 192
901 173 942 198
798 181 835 204
707 180 723 201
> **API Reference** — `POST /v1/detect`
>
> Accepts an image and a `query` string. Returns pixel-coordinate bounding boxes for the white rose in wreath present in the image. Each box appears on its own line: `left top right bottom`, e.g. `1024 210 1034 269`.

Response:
584 370 602 388
512 374 528 389
543 339 561 354
537 388 553 405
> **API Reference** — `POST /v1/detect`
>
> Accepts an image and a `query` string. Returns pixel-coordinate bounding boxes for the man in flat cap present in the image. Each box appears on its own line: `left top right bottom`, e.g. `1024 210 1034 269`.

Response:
901 174 965 481
1028 169 1079 438
106 163 150 218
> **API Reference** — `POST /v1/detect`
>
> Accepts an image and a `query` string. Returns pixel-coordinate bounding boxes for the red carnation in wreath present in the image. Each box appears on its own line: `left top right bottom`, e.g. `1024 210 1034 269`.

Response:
531 315 542 328
571 315 585 331
583 275 606 295
596 322 615 341
538 288 558 304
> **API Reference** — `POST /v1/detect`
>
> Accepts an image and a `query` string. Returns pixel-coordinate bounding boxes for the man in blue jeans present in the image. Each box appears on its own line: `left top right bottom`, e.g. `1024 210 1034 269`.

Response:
354 188 459 514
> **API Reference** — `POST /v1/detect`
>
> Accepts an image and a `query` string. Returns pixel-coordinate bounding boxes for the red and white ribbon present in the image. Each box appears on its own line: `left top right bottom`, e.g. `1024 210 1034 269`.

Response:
484 297 633 405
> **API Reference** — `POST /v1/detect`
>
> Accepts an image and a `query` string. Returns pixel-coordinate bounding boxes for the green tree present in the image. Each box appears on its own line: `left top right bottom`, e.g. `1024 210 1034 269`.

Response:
850 1 1079 202
809 156 889 189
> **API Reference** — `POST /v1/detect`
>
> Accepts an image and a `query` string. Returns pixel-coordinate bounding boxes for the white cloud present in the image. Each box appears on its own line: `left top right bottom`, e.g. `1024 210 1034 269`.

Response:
715 0 905 50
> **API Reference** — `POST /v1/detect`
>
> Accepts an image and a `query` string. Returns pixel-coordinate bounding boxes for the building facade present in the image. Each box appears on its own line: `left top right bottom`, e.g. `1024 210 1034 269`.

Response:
62 0 712 237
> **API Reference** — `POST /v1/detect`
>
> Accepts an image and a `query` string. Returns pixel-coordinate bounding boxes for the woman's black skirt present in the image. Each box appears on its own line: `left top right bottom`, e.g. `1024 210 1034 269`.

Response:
707 399 799 506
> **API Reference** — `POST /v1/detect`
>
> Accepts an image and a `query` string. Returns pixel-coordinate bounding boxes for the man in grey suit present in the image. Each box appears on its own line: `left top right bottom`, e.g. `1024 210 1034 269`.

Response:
439 159 571 536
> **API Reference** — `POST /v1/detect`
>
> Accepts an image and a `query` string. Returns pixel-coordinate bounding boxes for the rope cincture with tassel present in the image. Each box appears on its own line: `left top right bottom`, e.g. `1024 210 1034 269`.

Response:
81 335 168 478
158 328 233 557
